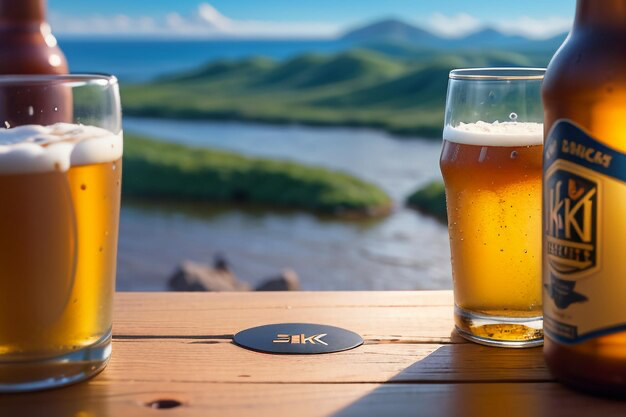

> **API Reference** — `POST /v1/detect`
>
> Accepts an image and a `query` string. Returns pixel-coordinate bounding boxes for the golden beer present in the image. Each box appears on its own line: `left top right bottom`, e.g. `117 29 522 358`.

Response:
441 141 543 311
441 68 545 347
0 158 121 359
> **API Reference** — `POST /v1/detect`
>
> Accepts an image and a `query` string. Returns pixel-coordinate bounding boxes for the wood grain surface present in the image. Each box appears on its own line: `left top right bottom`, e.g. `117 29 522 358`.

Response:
1 292 624 416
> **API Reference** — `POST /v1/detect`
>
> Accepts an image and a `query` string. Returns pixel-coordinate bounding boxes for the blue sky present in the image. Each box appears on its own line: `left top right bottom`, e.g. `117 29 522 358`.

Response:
48 0 576 39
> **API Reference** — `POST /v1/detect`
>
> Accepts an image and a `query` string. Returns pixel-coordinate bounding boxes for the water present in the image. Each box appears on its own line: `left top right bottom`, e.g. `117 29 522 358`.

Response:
59 39 347 82
119 118 452 291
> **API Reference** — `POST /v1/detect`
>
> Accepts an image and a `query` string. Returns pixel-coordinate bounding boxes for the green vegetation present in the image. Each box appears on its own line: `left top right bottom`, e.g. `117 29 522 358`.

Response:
122 48 549 138
123 134 391 216
406 181 447 222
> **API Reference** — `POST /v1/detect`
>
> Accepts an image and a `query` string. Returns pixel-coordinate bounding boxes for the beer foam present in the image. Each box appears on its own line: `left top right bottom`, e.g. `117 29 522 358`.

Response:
0 123 122 174
444 121 543 147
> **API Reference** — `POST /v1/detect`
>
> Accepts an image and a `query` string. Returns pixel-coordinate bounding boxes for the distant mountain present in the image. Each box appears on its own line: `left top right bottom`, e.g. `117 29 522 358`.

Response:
457 28 531 48
341 19 443 45
341 18 568 51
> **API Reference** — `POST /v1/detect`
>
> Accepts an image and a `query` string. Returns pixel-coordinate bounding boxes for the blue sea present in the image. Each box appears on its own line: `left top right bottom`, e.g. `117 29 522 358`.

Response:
58 38 349 82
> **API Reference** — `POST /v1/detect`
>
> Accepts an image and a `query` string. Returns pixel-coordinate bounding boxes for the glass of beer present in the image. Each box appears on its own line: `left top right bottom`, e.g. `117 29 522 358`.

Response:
0 75 122 391
440 68 545 347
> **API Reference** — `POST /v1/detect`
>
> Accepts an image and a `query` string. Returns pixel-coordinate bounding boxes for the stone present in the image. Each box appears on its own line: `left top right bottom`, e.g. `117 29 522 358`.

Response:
255 269 301 291
168 260 250 292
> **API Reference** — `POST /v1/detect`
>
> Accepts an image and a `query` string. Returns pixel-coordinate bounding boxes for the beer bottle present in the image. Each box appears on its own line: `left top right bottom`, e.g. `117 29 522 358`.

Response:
542 0 626 395
0 0 69 125
0 0 67 74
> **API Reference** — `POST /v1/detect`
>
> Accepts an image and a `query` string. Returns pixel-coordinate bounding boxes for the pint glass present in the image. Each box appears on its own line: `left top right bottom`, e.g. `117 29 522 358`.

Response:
440 68 545 347
0 75 122 390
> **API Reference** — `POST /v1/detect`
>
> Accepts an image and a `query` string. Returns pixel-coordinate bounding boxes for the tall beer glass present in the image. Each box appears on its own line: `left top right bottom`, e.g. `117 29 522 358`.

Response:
0 75 122 391
440 68 545 347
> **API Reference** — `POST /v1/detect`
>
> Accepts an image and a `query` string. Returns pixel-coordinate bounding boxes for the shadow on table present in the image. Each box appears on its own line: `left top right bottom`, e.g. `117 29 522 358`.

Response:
0 381 111 417
330 332 625 417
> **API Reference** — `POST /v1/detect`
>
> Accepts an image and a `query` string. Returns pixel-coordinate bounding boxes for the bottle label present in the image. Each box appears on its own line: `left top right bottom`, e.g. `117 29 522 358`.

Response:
543 119 626 344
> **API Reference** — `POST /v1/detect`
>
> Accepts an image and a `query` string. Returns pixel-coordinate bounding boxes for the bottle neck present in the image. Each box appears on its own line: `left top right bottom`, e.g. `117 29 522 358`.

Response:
0 0 46 26
574 0 626 29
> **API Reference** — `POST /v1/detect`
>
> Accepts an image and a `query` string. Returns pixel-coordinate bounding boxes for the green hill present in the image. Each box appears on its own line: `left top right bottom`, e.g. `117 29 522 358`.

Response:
122 47 549 138
159 56 275 83
123 134 391 216
257 54 326 86
406 181 447 222
291 50 406 88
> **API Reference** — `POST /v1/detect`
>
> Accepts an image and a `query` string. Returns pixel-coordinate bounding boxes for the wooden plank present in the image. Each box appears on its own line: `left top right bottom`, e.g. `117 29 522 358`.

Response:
115 291 455 309
103 339 550 383
113 291 461 343
1 381 623 417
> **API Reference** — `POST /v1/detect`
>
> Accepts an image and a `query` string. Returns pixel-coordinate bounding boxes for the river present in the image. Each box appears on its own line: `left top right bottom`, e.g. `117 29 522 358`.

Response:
118 118 452 290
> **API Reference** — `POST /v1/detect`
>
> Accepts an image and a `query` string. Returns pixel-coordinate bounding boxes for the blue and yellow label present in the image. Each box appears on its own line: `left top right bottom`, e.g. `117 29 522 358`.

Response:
543 120 626 344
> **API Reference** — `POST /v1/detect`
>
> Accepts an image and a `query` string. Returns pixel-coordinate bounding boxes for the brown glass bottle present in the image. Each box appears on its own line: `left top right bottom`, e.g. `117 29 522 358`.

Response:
542 0 626 396
0 0 67 74
0 0 70 126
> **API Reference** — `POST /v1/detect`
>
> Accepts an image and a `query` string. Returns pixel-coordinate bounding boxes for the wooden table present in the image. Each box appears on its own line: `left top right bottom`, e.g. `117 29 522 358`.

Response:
1 291 624 416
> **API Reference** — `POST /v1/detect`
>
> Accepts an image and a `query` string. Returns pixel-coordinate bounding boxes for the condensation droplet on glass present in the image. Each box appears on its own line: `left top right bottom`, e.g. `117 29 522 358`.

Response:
80 184 87 191
28 106 34 116
112 163 117 170
510 151 518 159
509 112 518 121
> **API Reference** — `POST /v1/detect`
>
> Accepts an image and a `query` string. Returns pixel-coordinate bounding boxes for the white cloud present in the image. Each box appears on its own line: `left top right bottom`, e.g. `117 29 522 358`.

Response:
197 3 232 30
495 16 573 39
51 3 340 39
426 13 573 39
51 4 572 40
428 13 481 38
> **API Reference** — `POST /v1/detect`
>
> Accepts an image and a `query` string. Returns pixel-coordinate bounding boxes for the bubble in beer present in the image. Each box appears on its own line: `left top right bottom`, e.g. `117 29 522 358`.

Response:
4 121 10 128
28 106 34 116
53 107 58 112
510 151 518 159
509 112 518 121
80 184 87 191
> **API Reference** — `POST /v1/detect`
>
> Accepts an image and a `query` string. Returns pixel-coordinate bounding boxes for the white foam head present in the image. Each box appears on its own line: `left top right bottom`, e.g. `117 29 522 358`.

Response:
0 123 123 174
443 121 543 147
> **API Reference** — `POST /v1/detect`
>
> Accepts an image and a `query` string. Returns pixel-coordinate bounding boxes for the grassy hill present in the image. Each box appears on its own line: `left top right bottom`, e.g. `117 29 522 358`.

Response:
406 181 447 222
123 134 391 216
122 48 549 138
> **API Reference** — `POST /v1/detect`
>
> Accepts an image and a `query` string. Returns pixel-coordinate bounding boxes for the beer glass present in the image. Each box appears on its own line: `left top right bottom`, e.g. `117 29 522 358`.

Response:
0 75 122 391
440 68 545 347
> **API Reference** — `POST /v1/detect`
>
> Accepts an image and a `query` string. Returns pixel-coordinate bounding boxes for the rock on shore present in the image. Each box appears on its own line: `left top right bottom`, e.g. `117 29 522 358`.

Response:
168 257 301 292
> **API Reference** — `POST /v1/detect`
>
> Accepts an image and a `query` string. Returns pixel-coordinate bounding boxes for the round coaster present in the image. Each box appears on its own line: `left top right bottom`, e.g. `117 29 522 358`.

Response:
233 323 364 354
